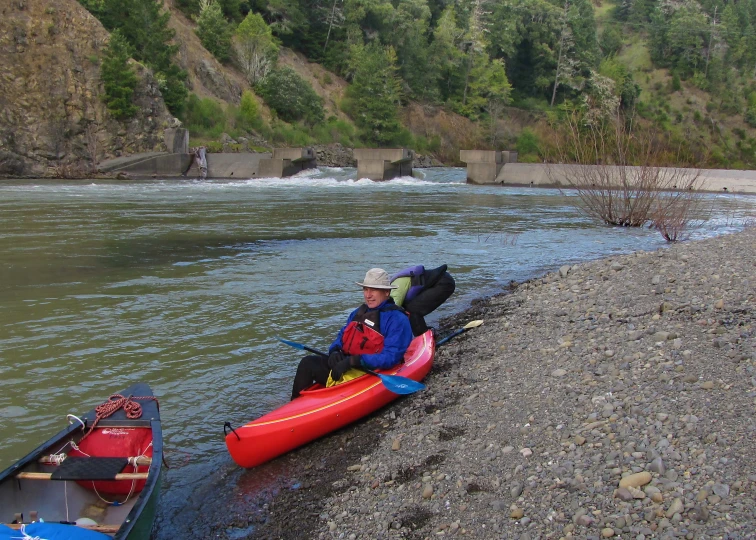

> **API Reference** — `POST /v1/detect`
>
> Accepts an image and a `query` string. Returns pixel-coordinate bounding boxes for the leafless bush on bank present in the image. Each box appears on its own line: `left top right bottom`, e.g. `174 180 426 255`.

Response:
649 190 707 242
547 110 706 239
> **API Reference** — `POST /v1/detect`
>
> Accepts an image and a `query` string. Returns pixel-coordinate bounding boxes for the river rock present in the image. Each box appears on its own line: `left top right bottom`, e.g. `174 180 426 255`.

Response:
619 472 652 488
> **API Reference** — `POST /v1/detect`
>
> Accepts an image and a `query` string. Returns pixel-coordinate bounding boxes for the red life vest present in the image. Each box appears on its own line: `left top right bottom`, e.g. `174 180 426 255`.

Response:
341 302 405 356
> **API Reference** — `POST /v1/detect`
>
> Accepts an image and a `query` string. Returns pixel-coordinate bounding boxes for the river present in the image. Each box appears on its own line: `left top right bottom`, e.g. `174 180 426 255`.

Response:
0 167 754 536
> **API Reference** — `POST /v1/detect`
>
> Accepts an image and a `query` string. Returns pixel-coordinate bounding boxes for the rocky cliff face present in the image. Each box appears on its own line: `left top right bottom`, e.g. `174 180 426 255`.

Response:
0 0 174 177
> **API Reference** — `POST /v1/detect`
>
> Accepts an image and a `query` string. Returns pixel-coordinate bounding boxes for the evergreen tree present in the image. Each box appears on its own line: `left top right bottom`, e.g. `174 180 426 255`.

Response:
100 31 139 120
495 0 562 99
468 57 512 117
346 43 403 145
667 3 709 76
251 0 307 37
387 0 437 101
176 0 248 20
97 0 188 115
196 0 233 62
428 7 466 103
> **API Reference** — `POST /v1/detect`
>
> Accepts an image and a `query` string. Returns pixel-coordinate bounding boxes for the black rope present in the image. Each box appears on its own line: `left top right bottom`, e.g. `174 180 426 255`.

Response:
224 421 240 441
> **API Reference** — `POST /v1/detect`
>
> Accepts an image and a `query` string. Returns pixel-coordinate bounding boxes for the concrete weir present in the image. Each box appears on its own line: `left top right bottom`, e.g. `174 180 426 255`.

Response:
459 150 518 184
498 163 756 194
99 146 316 180
353 148 414 181
459 148 756 194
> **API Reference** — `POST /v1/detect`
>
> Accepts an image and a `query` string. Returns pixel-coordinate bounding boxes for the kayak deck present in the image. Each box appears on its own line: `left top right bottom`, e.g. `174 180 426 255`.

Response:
226 330 434 468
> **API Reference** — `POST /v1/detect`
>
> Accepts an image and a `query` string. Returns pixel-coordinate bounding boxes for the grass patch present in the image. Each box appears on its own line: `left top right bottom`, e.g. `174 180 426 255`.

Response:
617 36 653 74
593 0 616 27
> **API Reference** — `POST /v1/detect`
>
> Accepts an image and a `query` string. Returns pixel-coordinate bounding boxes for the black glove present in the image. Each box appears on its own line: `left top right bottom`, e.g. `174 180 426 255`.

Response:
327 348 347 369
330 355 362 381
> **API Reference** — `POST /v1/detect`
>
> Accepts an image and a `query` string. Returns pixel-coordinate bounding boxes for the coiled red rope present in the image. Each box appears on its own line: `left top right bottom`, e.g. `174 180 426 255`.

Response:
84 394 159 437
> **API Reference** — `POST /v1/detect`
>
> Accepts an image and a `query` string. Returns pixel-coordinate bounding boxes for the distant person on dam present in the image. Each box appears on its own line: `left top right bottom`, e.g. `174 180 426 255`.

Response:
291 268 413 399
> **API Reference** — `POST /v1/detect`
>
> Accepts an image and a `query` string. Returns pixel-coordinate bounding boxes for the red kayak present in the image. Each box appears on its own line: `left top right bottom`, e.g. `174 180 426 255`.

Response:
225 330 435 468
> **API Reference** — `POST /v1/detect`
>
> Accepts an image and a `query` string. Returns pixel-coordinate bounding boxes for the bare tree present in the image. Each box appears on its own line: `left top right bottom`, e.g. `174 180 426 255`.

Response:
548 110 706 239
323 0 344 54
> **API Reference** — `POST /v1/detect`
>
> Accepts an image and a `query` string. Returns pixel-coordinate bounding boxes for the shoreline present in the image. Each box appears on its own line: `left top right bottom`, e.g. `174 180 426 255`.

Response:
236 227 755 539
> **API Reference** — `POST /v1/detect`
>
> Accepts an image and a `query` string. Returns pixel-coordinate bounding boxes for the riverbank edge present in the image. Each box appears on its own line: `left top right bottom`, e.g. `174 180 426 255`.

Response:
238 226 755 540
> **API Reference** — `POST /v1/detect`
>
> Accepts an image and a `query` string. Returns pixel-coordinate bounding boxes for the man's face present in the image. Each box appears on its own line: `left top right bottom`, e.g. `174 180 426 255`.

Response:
363 287 390 309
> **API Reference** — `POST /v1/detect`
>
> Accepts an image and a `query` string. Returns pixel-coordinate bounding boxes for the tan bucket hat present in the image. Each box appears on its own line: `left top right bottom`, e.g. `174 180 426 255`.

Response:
356 268 397 289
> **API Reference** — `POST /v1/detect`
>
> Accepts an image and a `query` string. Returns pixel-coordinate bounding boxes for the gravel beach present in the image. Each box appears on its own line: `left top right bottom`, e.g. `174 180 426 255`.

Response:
245 228 755 540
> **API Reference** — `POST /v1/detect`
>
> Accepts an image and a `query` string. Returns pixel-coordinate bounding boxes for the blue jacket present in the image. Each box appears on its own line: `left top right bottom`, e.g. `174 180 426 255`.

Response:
330 300 413 369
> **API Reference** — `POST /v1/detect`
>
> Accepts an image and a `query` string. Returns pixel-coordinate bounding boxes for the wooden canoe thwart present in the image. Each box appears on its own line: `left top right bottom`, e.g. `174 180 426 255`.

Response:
15 472 150 481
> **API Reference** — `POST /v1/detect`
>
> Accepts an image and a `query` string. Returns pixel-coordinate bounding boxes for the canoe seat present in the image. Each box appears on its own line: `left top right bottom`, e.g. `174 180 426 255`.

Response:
50 457 129 481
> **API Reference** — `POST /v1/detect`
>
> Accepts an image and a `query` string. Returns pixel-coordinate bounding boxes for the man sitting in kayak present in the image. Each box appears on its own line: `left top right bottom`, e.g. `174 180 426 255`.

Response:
291 268 414 399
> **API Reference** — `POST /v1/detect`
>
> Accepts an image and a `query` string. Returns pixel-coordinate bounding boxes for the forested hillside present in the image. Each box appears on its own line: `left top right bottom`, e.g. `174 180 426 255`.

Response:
68 0 756 168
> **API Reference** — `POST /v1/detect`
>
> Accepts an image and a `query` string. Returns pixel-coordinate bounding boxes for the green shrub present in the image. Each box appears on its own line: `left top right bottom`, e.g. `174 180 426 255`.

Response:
693 110 703 122
691 71 708 91
270 122 313 146
708 147 728 168
182 94 227 137
195 0 232 62
256 67 325 126
393 129 415 148
413 134 441 153
206 141 223 152
237 90 263 131
745 109 756 128
748 91 756 109
311 117 355 146
518 153 541 163
671 73 681 92
599 26 623 57
516 128 540 157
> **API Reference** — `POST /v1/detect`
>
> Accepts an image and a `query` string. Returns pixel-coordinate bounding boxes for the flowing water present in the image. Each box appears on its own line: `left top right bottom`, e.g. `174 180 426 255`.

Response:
0 168 754 535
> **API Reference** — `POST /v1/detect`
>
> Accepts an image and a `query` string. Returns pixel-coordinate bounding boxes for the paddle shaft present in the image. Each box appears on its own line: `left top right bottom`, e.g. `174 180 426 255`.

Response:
436 320 483 346
436 327 468 346
302 344 328 357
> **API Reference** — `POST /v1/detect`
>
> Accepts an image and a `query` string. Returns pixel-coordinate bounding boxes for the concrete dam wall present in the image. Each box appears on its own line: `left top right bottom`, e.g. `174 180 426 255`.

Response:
494 163 756 194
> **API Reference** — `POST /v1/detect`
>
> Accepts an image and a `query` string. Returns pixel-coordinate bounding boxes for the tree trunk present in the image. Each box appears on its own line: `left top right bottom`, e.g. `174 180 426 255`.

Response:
551 0 569 107
323 0 340 54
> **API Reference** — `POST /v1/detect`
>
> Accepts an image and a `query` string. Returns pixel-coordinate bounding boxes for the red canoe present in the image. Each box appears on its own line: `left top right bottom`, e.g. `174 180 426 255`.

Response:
225 330 435 468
